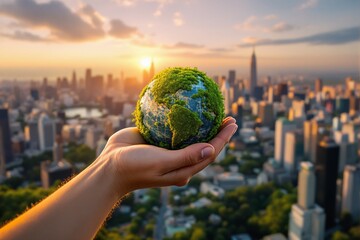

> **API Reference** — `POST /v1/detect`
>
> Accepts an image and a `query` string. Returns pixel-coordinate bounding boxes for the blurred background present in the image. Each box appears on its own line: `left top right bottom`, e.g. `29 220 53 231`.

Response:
0 0 359 239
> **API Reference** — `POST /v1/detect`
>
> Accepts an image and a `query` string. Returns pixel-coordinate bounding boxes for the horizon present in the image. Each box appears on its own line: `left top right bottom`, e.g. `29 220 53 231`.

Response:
0 0 359 80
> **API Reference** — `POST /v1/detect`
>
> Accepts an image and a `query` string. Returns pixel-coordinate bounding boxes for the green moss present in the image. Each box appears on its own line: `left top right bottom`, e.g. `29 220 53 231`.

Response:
133 86 155 145
134 67 225 149
168 104 202 149
151 67 200 108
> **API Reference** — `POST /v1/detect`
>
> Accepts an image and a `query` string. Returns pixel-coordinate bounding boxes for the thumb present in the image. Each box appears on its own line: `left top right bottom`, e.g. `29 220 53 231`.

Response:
161 143 215 172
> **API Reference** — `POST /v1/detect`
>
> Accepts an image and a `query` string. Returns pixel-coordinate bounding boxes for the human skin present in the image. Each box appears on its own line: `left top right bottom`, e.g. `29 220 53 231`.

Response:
0 117 237 240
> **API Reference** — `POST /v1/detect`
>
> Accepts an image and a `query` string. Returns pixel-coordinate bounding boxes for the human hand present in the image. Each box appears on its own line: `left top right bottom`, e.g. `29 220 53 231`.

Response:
97 117 237 197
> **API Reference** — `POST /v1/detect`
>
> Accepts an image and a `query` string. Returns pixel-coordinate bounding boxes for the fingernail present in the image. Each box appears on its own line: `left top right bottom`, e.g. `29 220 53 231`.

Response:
201 147 214 160
227 125 238 142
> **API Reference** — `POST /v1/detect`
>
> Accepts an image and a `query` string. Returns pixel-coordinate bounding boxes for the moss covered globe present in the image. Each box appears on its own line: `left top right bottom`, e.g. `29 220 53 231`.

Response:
134 67 225 149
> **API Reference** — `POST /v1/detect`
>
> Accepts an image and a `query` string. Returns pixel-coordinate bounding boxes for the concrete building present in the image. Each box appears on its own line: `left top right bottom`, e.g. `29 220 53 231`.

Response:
334 131 357 173
249 49 257 97
341 164 360 222
0 109 14 176
258 102 274 128
289 162 325 240
284 130 304 175
38 113 55 151
274 118 296 166
315 138 339 228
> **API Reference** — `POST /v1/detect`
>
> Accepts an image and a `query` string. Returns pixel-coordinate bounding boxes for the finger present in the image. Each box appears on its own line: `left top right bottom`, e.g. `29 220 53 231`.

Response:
161 157 214 187
159 143 215 173
220 117 236 130
109 127 146 145
209 123 238 156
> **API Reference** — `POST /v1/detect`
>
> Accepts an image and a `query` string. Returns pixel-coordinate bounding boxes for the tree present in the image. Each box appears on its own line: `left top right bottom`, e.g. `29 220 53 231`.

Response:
65 144 96 165
332 231 351 240
349 225 360 239
190 227 206 240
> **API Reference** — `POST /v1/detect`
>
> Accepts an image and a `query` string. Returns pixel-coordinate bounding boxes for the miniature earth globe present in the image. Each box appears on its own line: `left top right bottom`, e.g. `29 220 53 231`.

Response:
134 67 225 149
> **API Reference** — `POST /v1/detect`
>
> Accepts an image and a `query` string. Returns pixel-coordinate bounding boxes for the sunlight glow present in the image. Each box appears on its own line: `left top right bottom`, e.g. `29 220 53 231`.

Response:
140 57 151 69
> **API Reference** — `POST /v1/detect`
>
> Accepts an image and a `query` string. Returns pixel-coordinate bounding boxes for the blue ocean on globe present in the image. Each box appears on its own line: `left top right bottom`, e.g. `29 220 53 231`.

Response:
140 77 214 146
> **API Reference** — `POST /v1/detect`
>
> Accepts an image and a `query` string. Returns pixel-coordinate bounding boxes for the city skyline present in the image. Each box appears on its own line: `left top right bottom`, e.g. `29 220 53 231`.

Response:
0 0 359 80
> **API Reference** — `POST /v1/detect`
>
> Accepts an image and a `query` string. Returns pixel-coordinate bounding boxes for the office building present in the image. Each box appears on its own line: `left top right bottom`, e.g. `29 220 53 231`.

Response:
334 131 357 173
249 49 257 97
38 113 55 151
274 118 296 166
258 102 274 128
341 164 360 222
0 109 14 175
315 138 339 228
289 162 325 240
284 130 304 175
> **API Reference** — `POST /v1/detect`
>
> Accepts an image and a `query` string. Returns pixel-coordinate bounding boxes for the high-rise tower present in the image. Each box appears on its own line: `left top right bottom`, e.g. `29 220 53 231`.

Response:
315 137 339 228
0 109 13 176
250 48 257 97
288 162 325 240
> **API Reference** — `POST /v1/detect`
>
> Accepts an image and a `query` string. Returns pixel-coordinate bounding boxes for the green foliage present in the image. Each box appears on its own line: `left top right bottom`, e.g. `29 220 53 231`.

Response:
168 104 202 148
248 189 296 236
219 154 237 170
332 231 351 240
22 150 52 182
190 227 206 240
134 67 224 149
349 225 360 239
65 143 96 165
0 185 53 225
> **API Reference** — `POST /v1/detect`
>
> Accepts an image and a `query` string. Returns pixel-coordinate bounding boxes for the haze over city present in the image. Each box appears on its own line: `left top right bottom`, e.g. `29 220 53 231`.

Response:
0 0 359 80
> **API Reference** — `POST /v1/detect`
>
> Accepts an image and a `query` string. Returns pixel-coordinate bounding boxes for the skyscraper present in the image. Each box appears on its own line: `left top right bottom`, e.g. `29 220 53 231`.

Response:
315 78 323 94
315 137 340 228
228 70 236 87
0 109 14 175
341 164 360 222
221 79 231 115
274 118 296 166
249 48 257 97
284 130 304 175
38 113 55 151
288 162 325 240
258 101 274 128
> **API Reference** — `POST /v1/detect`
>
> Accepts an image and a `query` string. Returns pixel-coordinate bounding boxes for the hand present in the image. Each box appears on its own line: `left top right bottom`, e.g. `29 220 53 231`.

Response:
97 117 238 197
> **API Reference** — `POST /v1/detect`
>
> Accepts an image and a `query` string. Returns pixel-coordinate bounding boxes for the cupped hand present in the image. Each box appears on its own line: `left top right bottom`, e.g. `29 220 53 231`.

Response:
97 117 238 196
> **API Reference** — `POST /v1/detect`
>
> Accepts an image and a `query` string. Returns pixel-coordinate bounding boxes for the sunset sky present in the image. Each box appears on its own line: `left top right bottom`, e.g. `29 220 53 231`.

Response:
0 0 359 80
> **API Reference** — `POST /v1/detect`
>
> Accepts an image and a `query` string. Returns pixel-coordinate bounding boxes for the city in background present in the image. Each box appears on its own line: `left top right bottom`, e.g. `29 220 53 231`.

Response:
0 0 359 240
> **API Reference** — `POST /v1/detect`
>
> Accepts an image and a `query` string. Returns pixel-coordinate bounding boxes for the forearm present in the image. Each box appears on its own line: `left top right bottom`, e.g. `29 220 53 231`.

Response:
0 157 123 240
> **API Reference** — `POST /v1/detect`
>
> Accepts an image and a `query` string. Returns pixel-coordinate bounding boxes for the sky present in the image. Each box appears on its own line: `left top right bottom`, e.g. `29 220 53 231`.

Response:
0 0 359 81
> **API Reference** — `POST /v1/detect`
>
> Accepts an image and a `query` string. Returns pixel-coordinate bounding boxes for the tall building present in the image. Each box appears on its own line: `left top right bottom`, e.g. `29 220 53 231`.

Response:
258 101 274 128
274 118 296 166
341 164 360 222
249 48 257 97
53 135 63 163
304 119 325 162
41 160 73 188
25 119 40 150
315 78 323 94
228 70 236 87
315 138 340 228
334 131 357 173
288 162 325 240
71 71 77 90
221 79 231 115
0 109 14 175
38 113 55 151
284 130 304 175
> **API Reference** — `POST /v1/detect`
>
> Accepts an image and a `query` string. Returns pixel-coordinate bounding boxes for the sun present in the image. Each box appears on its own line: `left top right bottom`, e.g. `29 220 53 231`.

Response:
140 57 151 69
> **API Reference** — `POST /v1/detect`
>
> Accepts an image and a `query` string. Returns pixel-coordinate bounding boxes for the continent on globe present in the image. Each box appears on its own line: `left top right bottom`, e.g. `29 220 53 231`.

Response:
134 67 225 149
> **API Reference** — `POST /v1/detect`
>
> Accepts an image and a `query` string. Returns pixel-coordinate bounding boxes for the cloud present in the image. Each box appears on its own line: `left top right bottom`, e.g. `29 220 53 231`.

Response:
0 0 105 41
109 19 139 38
234 15 257 31
264 14 278 20
173 12 184 26
0 30 47 42
164 42 203 49
78 4 104 30
114 0 137 6
299 0 318 10
238 26 360 47
269 22 295 33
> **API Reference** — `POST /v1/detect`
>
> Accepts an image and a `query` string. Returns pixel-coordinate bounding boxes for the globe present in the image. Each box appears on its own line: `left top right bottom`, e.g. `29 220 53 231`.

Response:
134 67 225 149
